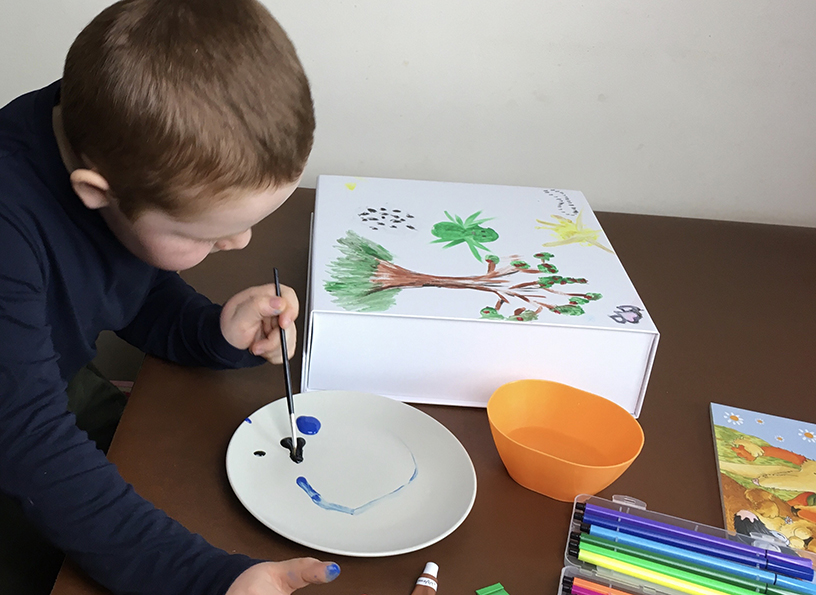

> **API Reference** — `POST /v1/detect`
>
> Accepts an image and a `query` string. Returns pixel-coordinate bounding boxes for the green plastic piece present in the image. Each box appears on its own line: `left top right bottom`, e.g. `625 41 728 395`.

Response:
476 583 509 595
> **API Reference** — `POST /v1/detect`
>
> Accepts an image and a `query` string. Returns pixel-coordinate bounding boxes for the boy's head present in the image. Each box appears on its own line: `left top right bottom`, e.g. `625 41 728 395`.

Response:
60 0 314 224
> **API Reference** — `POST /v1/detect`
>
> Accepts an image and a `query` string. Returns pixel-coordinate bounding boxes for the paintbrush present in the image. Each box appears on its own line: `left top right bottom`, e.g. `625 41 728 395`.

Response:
274 267 304 463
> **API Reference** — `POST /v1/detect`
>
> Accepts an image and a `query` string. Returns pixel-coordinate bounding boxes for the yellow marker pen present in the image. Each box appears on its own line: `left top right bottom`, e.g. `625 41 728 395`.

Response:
578 548 730 595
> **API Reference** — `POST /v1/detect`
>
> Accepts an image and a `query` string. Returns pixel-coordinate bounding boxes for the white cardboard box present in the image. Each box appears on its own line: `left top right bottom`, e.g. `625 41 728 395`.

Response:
302 176 658 416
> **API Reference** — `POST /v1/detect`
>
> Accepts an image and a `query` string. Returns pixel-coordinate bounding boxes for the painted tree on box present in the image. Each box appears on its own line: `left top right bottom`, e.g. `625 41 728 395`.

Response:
324 231 602 321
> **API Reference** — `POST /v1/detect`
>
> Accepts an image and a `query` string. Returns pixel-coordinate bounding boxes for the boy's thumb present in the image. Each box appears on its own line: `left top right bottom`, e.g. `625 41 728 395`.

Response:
285 558 341 588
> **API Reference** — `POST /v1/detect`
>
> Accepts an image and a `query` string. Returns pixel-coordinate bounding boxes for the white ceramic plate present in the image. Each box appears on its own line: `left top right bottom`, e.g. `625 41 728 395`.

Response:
225 390 477 557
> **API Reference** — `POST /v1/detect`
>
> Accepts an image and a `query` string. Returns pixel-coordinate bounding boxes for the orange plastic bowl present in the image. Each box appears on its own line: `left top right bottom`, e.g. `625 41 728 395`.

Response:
487 379 644 502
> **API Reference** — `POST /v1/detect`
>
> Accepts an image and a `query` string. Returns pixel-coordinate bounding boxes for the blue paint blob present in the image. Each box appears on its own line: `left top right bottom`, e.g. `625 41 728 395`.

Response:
296 453 418 516
244 418 252 424
296 415 321 435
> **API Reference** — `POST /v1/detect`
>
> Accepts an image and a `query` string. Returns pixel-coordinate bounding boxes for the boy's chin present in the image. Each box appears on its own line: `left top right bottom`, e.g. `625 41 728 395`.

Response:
134 251 208 272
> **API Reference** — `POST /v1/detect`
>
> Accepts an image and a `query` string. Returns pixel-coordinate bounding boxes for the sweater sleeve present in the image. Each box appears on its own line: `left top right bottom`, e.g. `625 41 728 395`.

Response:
0 216 259 595
116 270 265 370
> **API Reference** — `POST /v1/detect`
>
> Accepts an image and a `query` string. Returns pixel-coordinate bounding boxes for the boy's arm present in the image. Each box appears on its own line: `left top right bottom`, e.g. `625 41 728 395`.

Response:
0 220 259 594
116 269 267 369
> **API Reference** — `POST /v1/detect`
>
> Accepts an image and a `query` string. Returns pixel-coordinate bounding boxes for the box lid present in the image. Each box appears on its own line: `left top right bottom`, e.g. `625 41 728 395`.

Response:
310 175 657 333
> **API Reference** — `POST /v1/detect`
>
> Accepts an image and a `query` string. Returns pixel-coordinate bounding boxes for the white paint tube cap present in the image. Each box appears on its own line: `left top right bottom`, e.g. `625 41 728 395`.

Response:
423 562 439 578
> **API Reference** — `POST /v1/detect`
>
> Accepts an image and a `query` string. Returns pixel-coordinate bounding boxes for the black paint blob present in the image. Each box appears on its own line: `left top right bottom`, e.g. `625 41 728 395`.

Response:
280 437 306 463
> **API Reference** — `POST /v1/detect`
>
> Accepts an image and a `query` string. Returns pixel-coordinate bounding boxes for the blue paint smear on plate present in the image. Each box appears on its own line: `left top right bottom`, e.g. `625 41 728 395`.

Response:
296 416 321 435
296 453 418 515
244 418 252 424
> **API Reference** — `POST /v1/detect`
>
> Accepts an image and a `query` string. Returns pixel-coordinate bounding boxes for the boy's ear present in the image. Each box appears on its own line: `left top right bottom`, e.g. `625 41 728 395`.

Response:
71 169 111 210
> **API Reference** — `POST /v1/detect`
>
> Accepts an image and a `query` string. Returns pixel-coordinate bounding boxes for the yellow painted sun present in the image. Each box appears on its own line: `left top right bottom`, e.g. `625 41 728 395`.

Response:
800 429 816 443
724 412 744 425
535 211 614 253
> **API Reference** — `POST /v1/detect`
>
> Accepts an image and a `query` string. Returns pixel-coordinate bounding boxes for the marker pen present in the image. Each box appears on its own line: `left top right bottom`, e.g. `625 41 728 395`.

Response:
576 545 735 595
583 524 816 595
411 562 439 595
576 503 813 579
574 542 789 595
580 535 810 595
570 575 639 595
572 532 782 594
566 580 610 595
577 506 813 581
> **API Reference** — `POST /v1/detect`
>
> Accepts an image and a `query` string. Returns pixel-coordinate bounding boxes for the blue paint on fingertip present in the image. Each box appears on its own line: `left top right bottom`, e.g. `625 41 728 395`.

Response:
325 563 341 581
296 415 321 435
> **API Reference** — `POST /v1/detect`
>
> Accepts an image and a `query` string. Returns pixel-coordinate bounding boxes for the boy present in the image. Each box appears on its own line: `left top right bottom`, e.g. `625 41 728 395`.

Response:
0 0 340 593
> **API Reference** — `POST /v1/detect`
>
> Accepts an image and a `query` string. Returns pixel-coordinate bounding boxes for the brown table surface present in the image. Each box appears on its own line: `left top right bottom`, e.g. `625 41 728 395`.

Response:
52 188 816 595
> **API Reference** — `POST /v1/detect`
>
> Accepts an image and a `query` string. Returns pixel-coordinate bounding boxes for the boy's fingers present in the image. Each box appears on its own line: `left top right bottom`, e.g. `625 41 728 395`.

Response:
250 325 297 361
237 285 297 325
221 284 299 350
277 285 299 328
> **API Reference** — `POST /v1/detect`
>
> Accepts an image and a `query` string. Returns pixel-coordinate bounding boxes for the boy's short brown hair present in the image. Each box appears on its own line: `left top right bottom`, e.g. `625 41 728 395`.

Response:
61 0 314 221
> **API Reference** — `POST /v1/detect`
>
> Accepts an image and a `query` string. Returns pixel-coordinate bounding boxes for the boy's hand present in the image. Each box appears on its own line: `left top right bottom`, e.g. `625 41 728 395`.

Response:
220 284 299 363
226 559 340 595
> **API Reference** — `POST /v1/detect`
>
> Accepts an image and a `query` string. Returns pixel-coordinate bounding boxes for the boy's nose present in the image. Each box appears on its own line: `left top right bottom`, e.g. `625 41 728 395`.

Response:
215 229 252 251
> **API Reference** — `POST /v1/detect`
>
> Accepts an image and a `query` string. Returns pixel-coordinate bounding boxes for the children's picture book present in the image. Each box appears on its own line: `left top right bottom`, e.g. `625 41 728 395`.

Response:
711 403 816 554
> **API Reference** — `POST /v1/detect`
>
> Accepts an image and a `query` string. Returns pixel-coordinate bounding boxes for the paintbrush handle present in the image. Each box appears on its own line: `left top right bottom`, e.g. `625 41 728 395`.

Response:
273 268 295 418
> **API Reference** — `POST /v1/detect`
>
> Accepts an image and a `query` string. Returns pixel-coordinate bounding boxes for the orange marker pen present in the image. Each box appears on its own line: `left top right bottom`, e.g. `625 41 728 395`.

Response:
573 576 634 595
411 562 439 595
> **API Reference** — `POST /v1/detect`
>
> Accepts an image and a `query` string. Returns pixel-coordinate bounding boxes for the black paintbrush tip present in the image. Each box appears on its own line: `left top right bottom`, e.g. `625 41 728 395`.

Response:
280 437 306 463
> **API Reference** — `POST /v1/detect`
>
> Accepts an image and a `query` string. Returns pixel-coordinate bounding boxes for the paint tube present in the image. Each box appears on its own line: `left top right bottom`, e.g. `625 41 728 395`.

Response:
411 562 439 595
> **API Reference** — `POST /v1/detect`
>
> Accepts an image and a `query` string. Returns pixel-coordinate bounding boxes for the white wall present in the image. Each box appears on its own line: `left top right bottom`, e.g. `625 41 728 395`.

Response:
3 1 814 227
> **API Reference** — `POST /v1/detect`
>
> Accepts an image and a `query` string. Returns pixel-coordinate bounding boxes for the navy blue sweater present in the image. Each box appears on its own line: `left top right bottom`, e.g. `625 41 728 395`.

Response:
0 82 264 594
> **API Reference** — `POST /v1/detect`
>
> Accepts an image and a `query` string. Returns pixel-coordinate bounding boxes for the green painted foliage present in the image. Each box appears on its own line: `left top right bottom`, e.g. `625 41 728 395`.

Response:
324 231 402 312
479 307 539 321
430 211 499 261
513 309 539 321
552 304 585 316
479 306 505 320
